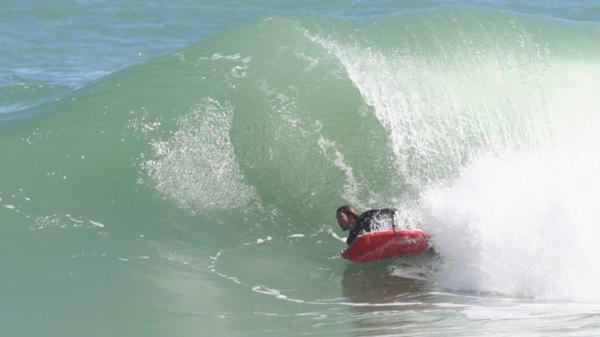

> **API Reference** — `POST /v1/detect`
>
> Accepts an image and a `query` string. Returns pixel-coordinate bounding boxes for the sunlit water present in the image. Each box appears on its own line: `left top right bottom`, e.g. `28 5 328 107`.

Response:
2 1 600 336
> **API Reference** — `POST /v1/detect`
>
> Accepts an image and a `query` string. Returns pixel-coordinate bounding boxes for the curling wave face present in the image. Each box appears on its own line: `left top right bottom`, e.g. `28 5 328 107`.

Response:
3 5 600 336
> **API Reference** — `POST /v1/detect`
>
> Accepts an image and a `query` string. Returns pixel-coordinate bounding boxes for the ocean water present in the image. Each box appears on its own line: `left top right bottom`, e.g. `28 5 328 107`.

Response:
3 1 600 336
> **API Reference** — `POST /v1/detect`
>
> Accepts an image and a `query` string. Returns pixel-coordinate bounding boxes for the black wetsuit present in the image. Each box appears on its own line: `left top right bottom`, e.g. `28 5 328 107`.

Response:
346 208 397 246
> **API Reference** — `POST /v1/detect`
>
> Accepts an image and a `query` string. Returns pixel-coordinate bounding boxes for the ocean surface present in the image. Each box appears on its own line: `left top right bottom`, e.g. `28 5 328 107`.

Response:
3 1 600 336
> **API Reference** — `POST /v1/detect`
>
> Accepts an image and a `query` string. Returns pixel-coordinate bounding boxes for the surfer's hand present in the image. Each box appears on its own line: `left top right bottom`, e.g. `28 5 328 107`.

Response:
340 248 347 256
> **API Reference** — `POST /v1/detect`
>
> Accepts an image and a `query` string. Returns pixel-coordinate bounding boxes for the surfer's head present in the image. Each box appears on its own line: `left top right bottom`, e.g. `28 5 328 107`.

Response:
336 205 359 231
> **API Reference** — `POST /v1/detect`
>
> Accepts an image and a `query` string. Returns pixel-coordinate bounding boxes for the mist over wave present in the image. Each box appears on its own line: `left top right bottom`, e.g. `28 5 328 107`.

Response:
306 8 600 300
424 132 600 301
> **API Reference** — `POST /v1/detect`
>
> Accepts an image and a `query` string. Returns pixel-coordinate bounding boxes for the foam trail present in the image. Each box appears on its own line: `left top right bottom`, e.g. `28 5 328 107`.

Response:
317 136 363 208
143 98 256 211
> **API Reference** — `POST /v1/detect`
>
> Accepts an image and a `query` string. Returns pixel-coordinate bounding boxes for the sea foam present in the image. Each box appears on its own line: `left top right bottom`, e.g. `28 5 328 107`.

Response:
423 133 600 301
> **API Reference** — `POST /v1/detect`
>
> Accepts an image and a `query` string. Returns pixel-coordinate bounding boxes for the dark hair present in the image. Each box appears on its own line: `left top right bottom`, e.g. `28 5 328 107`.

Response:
336 205 357 217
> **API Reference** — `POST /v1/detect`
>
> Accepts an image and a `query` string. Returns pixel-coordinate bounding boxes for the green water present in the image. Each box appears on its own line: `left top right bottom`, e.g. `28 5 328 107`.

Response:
3 3 600 336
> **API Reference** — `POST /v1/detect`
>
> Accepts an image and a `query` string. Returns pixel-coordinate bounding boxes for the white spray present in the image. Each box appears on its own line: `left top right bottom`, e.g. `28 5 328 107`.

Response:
423 132 600 301
310 28 600 300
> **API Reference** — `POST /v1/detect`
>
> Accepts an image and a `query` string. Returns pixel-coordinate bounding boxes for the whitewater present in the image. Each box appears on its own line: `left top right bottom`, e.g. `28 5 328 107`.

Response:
2 1 600 336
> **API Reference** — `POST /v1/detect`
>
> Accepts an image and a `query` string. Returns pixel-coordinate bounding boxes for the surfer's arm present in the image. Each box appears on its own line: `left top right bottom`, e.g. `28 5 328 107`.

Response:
346 229 359 246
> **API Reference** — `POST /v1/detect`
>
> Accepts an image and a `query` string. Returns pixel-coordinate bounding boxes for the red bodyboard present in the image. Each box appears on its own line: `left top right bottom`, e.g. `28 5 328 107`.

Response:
341 229 429 262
